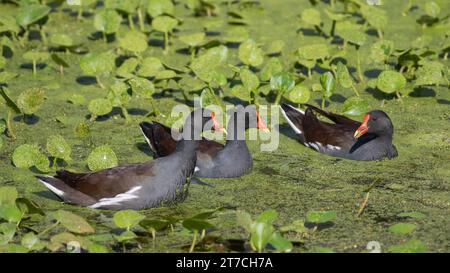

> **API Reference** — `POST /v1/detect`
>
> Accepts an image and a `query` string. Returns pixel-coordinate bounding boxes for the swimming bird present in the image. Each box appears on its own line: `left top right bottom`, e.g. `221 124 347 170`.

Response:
280 103 398 161
139 105 269 178
36 108 226 210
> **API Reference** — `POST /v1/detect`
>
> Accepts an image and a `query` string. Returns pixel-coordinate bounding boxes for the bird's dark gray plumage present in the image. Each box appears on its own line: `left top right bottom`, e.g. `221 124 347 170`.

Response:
280 103 398 161
36 108 220 210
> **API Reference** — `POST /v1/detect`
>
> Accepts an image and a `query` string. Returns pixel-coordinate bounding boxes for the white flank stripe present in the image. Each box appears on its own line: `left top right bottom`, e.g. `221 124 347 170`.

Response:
326 144 342 151
280 105 304 134
90 186 142 209
194 166 200 173
39 179 65 197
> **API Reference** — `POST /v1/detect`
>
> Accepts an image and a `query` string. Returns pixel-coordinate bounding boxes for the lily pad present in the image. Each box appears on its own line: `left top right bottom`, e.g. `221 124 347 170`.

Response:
342 96 369 117
179 32 205 47
21 232 46 251
152 15 178 33
46 135 71 161
80 52 116 76
55 210 95 234
297 44 329 61
88 98 113 117
113 210 145 230
377 70 406 93
17 88 45 115
87 145 118 171
50 34 74 47
306 210 336 224
389 239 427 253
238 39 264 67
147 0 174 18
12 144 43 169
288 84 310 104
389 223 417 234
270 72 295 93
138 57 163 77
16 4 51 27
128 77 155 98
260 58 283 81
94 9 121 34
301 8 321 26
119 31 148 54
320 72 336 98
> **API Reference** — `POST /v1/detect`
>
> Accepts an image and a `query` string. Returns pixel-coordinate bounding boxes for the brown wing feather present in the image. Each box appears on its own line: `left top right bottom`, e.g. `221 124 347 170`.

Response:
303 104 361 128
302 107 359 149
55 162 155 200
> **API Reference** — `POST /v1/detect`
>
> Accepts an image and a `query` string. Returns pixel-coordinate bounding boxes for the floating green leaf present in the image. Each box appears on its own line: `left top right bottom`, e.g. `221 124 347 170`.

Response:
128 77 155 98
87 145 118 171
17 88 45 115
424 2 440 18
301 8 321 26
179 32 205 47
260 57 283 81
397 212 427 220
94 9 121 34
54 210 95 234
21 232 46 251
0 203 22 223
152 15 178 33
138 57 163 77
389 239 427 253
119 31 148 54
377 70 406 93
239 39 264 67
343 96 369 117
320 72 336 98
12 144 42 169
270 72 295 93
88 98 113 117
306 210 336 224
147 0 174 18
288 84 310 104
16 4 51 27
0 186 18 205
50 34 74 47
389 223 417 234
80 52 115 76
46 135 71 161
113 210 145 230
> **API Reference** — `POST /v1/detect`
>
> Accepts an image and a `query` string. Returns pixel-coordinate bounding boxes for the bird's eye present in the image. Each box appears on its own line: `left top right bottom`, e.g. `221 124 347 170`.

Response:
371 117 377 121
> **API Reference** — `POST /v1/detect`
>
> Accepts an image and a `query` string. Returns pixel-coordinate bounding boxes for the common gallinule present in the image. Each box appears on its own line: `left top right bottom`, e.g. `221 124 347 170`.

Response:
36 108 226 210
280 103 398 161
140 105 269 178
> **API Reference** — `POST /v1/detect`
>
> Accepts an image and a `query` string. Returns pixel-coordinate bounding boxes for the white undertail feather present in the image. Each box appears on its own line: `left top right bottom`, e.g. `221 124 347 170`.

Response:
140 126 156 153
280 105 304 134
39 178 65 198
89 186 142 208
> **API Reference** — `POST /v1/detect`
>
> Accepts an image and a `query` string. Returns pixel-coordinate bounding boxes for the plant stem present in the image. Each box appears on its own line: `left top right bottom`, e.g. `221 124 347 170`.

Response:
321 97 325 108
32 60 37 76
121 105 130 122
39 26 47 45
356 50 365 84
351 84 360 97
96 76 105 89
274 91 284 105
164 32 169 54
128 14 135 30
149 98 160 116
357 192 370 217
137 8 145 31
377 29 383 39
77 6 83 20
189 231 198 253
6 110 16 140
39 221 60 236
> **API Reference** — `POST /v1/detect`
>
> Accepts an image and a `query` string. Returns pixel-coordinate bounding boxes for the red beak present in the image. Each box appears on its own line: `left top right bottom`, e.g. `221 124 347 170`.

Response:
211 112 227 135
354 114 370 139
256 111 270 133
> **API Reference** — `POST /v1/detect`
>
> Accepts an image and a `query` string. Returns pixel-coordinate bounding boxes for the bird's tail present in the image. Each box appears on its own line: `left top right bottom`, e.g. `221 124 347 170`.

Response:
280 103 305 136
36 176 96 206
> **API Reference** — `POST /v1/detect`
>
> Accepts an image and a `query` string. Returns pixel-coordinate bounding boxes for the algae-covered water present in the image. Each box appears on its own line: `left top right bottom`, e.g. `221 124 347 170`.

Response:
0 0 449 253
